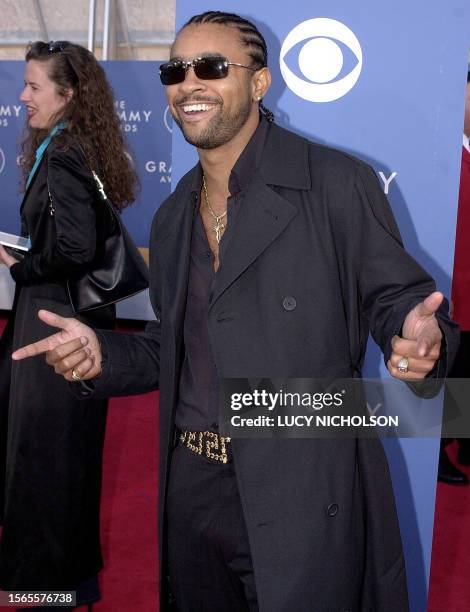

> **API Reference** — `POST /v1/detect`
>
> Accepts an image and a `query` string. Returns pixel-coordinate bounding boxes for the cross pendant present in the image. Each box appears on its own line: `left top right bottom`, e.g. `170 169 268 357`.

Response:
213 220 225 244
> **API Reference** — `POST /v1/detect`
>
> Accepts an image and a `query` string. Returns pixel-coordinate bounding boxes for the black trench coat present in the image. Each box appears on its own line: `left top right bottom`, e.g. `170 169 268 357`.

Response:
0 139 114 590
90 123 458 611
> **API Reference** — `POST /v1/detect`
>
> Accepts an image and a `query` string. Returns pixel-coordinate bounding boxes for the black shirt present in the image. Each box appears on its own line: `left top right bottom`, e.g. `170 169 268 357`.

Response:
175 117 269 431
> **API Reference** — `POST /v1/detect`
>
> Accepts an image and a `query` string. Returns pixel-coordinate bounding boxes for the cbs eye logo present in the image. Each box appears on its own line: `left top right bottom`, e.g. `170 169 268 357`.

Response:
164 105 173 133
280 18 363 103
0 148 5 174
124 151 135 168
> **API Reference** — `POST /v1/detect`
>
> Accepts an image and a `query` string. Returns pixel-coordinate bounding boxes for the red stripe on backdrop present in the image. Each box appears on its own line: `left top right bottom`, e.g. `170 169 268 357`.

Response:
0 317 159 611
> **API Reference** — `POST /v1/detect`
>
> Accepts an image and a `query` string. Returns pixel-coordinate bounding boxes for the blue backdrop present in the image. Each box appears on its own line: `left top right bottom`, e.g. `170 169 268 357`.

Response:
170 2 469 610
0 60 171 318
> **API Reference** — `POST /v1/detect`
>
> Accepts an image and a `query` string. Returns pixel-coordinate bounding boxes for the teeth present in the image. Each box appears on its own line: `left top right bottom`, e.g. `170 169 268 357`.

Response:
182 103 212 113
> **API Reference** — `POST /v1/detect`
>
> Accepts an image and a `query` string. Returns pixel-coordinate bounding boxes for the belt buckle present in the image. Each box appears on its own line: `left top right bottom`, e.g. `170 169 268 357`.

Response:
180 430 231 463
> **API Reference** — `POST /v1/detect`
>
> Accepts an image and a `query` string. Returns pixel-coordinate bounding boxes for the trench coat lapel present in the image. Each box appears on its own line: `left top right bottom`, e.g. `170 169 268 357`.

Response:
156 186 196 330
210 175 297 307
210 122 311 308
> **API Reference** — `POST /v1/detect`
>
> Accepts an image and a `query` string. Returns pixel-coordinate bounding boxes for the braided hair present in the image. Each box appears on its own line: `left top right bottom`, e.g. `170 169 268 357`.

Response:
182 11 275 123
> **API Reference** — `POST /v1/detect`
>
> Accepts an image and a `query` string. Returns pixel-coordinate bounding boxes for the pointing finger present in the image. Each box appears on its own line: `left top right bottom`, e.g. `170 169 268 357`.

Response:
12 332 87 361
12 310 84 361
12 332 62 360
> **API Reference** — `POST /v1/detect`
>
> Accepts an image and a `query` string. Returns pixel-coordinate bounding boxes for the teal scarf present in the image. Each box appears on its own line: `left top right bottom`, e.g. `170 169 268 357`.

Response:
24 122 65 248
25 121 65 190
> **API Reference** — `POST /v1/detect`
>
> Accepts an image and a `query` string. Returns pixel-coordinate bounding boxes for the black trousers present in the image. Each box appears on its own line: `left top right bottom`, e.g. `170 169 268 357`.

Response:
166 443 258 611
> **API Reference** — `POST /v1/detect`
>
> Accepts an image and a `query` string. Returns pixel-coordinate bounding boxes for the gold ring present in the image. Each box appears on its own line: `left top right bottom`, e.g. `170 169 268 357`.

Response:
71 369 82 382
397 357 409 374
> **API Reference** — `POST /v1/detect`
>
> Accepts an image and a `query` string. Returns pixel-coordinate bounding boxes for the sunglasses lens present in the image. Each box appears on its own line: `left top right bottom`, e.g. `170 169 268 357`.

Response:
160 61 186 85
194 57 228 80
159 57 230 85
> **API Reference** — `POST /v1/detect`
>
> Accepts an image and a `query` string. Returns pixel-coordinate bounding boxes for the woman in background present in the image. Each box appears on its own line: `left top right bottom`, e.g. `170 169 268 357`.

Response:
0 41 137 608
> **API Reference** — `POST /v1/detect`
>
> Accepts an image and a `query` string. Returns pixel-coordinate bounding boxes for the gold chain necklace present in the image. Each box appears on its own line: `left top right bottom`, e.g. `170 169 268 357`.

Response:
202 175 227 244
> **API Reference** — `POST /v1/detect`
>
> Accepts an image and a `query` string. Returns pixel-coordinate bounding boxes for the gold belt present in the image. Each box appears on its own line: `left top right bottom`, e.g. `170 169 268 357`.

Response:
179 430 232 464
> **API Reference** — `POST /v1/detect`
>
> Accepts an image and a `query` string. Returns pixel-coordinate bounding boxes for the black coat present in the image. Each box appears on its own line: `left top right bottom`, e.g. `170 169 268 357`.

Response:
92 123 459 611
0 139 114 590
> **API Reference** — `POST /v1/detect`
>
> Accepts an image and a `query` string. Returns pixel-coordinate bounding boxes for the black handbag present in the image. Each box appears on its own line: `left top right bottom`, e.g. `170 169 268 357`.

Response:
64 170 149 313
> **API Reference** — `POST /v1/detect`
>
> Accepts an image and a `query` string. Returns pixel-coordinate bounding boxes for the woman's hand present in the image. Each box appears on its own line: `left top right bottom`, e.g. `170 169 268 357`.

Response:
0 244 19 268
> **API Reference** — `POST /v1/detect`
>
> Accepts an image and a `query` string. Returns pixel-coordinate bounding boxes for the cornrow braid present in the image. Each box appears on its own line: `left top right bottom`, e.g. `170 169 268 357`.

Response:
260 102 274 123
182 11 275 123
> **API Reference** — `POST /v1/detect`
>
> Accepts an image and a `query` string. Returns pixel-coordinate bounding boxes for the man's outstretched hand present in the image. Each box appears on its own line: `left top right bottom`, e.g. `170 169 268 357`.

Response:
12 309 102 382
387 291 443 380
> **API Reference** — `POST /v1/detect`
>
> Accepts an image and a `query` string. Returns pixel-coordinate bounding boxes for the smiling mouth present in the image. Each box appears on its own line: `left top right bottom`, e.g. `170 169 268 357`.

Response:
177 102 218 121
182 103 214 112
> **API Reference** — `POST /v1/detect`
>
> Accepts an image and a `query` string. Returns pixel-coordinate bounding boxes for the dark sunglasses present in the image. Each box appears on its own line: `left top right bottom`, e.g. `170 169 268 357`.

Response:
47 40 71 53
159 55 257 85
45 41 79 82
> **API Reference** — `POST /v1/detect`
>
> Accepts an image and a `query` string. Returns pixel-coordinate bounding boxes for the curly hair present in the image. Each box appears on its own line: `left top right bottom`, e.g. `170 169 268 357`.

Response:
21 41 138 209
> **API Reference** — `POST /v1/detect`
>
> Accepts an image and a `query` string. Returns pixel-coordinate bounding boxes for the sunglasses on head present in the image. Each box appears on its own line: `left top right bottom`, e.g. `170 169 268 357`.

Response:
47 40 71 53
159 55 258 85
44 41 79 83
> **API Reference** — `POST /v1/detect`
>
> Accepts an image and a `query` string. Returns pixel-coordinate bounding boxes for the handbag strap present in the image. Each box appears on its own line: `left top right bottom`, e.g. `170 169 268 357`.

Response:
70 141 111 205
91 170 108 201
45 141 120 243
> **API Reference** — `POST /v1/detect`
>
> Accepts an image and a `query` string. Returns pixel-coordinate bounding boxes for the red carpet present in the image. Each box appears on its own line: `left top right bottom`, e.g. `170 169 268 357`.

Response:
94 391 159 611
428 441 470 612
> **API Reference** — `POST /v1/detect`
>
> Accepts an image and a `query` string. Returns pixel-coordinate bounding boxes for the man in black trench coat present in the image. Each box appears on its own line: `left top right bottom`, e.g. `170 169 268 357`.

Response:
14 11 459 612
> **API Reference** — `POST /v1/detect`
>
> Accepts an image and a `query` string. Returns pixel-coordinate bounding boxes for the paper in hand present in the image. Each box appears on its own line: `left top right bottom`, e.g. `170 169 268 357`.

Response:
0 230 30 252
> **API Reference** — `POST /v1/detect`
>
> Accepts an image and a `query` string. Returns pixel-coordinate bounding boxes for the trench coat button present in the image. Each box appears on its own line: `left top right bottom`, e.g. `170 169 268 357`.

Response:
326 503 339 517
282 296 297 311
